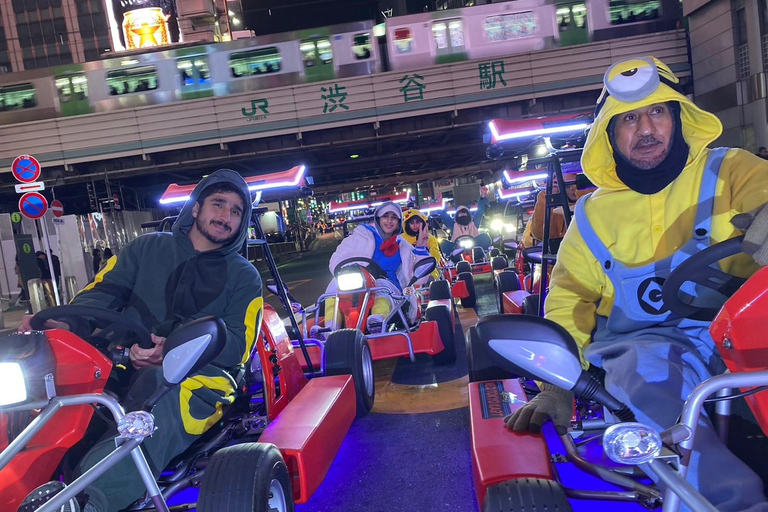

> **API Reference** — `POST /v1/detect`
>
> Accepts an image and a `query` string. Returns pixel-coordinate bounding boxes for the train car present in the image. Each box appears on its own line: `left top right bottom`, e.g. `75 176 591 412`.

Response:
0 20 380 125
385 0 679 71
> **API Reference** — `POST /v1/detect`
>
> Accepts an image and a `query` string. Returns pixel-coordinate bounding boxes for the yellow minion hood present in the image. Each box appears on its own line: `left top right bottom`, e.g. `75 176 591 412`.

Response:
581 56 723 190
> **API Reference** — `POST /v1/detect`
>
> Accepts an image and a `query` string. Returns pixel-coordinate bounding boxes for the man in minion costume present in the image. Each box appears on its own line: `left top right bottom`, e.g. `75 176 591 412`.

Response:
402 208 442 279
506 56 768 510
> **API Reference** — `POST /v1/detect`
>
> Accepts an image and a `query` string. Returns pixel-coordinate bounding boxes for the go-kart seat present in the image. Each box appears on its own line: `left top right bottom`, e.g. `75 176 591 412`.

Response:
522 246 543 265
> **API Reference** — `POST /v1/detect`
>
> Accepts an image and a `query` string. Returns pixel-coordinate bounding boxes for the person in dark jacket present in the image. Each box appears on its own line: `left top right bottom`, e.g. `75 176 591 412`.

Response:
21 169 263 512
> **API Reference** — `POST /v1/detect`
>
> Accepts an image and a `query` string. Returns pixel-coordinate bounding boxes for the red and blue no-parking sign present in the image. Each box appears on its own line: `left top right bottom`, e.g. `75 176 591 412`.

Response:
19 192 48 220
11 155 41 184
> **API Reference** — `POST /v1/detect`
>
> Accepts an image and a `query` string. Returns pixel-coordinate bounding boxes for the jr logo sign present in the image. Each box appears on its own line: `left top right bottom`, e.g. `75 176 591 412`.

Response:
242 99 269 121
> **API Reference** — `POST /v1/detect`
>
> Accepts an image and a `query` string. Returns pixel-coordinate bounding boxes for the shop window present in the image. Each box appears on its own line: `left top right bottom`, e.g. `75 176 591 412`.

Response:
229 47 281 77
106 65 158 95
484 12 537 41
0 83 37 111
394 27 413 54
609 0 660 24
177 56 211 86
55 73 88 102
352 32 371 60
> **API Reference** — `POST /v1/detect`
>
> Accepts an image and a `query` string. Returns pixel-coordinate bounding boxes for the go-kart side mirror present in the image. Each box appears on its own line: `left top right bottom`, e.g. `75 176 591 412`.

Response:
143 317 226 411
477 315 637 422
478 314 583 390
503 240 518 250
413 257 437 280
493 236 502 244
162 316 227 386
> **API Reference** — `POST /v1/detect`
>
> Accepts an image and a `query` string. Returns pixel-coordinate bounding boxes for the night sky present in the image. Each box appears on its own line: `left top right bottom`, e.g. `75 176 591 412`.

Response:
241 0 382 35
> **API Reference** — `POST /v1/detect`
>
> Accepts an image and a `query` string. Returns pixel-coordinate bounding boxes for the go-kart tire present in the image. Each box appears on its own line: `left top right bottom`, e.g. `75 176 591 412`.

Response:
483 478 573 512
427 304 456 365
324 329 375 417
197 443 294 512
429 279 451 300
456 261 472 275
466 325 510 382
496 271 520 314
522 294 540 316
458 272 476 308
491 256 507 271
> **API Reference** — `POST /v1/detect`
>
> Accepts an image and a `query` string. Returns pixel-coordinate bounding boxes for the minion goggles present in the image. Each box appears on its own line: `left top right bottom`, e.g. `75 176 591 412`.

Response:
595 57 683 116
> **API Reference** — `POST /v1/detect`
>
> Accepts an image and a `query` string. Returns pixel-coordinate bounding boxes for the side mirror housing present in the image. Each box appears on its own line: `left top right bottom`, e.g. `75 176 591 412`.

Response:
477 314 583 390
162 316 227 386
413 257 437 280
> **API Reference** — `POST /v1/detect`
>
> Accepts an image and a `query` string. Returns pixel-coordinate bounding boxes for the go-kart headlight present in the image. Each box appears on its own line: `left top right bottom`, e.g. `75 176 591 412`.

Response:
459 239 474 249
504 224 516 234
490 218 504 232
337 270 365 291
0 362 27 406
603 422 662 465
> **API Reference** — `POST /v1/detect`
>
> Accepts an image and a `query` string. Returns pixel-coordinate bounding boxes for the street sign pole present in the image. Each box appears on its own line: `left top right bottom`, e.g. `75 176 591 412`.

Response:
39 218 60 306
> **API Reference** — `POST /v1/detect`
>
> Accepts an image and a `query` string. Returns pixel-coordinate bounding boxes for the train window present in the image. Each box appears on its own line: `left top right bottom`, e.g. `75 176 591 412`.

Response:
177 57 211 86
0 83 36 111
352 33 371 60
229 47 282 77
449 20 465 47
609 0 660 24
317 38 333 64
394 28 414 54
301 39 333 68
55 73 88 102
432 22 449 50
557 4 587 30
106 66 158 95
484 12 538 41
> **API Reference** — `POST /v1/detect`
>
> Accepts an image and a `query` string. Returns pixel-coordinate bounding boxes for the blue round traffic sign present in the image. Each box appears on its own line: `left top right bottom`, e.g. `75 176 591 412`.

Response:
11 155 41 183
18 192 48 220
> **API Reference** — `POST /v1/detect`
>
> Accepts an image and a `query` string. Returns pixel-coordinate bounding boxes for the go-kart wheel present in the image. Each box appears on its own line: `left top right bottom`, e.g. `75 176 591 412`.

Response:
496 271 520 314
324 329 375 417
522 294 540 316
466 325 510 382
197 443 294 512
456 261 472 275
483 478 573 512
429 279 451 300
427 304 456 365
458 272 476 308
491 256 507 271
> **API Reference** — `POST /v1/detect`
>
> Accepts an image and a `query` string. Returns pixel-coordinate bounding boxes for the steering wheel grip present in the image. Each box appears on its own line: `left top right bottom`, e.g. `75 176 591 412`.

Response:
661 236 745 321
30 305 154 349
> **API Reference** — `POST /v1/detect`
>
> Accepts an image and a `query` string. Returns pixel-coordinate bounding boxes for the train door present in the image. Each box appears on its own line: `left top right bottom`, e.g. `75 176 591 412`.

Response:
54 73 90 116
176 56 213 100
556 3 589 46
300 38 335 82
431 18 467 64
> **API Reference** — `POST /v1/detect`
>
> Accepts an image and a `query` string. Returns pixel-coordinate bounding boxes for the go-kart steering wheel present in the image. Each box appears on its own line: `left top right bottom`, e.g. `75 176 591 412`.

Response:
333 257 385 280
30 305 154 350
661 235 747 322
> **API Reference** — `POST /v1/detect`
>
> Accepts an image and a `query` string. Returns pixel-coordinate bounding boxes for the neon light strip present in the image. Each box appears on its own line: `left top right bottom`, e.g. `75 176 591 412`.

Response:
328 192 409 214
503 171 548 184
419 198 451 213
159 166 306 205
489 120 591 142
498 189 533 200
446 207 478 214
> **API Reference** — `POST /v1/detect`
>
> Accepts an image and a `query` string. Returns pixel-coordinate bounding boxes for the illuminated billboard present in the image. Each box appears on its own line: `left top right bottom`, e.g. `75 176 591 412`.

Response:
107 0 181 52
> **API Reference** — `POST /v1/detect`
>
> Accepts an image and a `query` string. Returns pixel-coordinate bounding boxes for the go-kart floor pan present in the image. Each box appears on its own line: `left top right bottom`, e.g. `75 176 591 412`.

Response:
259 375 355 504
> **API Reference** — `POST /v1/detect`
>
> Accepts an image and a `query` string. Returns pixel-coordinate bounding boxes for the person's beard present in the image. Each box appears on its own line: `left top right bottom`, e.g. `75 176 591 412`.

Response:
196 216 235 245
629 135 668 170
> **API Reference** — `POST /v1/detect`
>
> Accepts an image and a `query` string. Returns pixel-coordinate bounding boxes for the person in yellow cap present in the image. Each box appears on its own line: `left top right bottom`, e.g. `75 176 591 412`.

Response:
506 56 768 511
402 208 441 279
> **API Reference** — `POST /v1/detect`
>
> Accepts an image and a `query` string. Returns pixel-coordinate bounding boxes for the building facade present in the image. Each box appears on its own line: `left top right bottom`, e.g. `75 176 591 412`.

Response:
0 0 230 73
685 0 768 151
